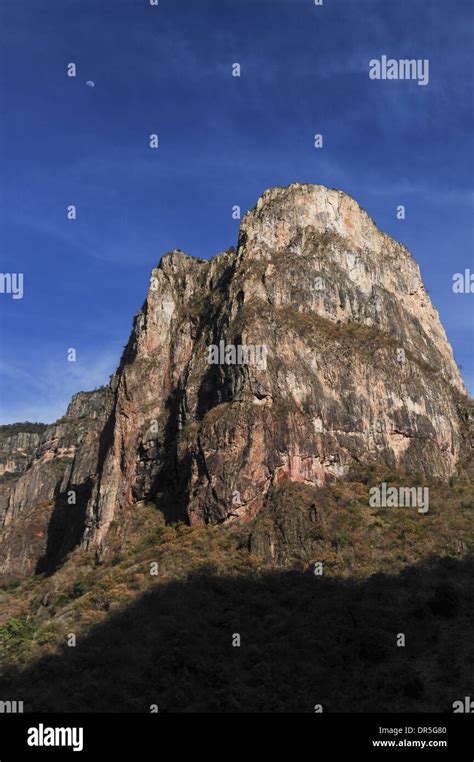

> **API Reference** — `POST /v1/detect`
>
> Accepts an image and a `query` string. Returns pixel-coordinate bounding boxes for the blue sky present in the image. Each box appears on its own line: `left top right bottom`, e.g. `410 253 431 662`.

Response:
0 0 473 423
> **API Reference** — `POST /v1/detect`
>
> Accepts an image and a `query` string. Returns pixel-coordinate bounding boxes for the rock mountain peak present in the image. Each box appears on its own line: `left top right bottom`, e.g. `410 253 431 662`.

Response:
0 184 471 577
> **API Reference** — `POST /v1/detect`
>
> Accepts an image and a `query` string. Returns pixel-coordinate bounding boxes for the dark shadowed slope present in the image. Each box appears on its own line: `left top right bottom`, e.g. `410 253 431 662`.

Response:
1 554 473 713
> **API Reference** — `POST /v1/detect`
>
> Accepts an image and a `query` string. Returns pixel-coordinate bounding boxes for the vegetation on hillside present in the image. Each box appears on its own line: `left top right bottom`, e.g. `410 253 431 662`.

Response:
0 470 472 712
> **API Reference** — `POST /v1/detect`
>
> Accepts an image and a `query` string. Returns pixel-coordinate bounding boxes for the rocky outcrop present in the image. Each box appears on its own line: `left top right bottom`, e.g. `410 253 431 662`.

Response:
0 390 112 577
0 425 46 526
85 184 468 542
0 425 46 481
1 183 472 577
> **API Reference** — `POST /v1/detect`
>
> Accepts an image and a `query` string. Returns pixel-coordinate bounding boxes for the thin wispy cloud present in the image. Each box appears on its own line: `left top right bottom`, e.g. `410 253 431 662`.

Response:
0 348 120 424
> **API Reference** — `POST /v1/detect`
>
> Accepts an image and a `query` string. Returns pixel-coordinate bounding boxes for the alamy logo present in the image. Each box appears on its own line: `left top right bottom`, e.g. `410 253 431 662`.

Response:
27 724 84 752
369 55 429 86
207 340 267 370
452 269 474 293
0 700 23 713
0 272 24 299
452 697 474 713
369 482 429 514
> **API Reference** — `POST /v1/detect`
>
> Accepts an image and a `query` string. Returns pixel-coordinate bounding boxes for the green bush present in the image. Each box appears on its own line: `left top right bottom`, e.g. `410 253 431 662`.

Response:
0 618 35 655
72 580 89 599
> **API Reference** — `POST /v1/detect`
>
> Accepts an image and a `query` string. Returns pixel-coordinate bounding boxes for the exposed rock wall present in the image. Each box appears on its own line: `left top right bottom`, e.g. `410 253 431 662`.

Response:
1 184 472 576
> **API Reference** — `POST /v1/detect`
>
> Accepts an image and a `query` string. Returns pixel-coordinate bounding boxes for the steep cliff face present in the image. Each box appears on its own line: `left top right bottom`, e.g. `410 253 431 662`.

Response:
0 390 112 576
86 184 468 542
1 184 472 577
0 425 46 481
